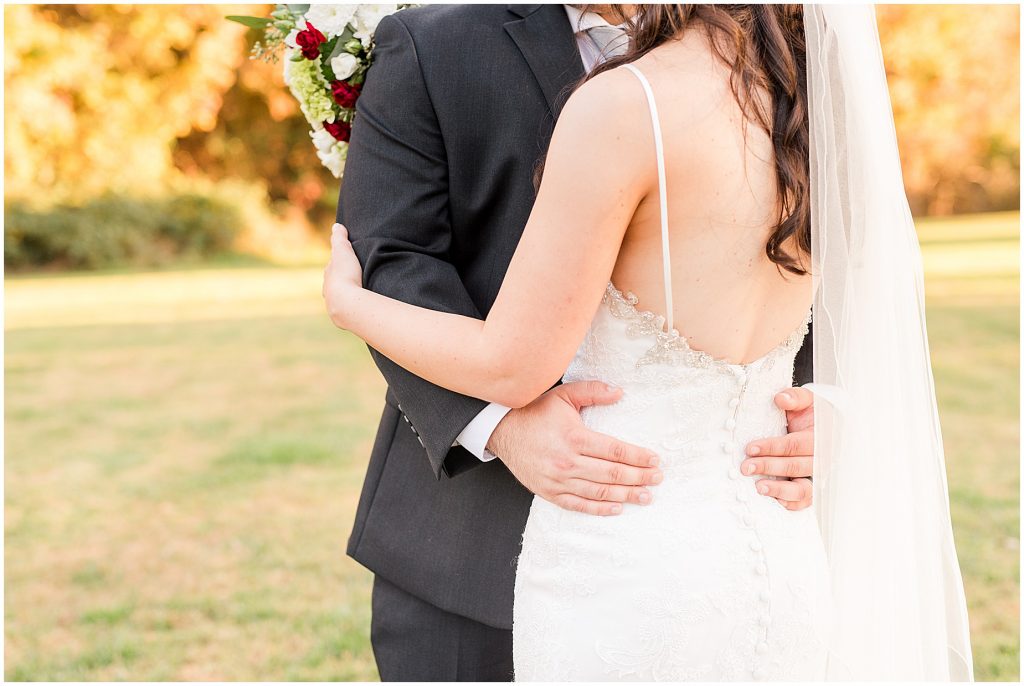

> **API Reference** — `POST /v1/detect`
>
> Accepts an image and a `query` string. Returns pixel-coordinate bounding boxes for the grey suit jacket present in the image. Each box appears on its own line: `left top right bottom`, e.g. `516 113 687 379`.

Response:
337 3 813 631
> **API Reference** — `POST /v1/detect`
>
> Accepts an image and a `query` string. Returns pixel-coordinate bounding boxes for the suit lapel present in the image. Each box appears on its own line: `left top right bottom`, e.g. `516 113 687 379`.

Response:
504 4 586 118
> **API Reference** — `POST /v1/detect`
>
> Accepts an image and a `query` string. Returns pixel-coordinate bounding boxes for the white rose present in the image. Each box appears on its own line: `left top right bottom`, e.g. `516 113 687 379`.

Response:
310 126 338 154
317 141 348 178
354 4 397 34
284 24 301 50
330 52 359 80
353 4 399 47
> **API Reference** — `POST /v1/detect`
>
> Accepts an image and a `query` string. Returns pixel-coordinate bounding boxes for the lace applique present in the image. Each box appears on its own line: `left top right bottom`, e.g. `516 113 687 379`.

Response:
602 282 811 372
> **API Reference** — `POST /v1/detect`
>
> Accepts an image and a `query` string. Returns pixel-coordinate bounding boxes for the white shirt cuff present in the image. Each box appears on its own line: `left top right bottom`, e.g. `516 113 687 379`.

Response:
455 402 512 461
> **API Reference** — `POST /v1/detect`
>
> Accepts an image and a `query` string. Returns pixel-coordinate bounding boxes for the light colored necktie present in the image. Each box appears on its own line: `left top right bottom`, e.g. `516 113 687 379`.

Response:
584 24 630 62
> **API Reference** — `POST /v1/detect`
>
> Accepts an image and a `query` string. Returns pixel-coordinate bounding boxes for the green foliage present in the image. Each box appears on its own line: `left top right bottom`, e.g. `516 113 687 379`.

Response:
5 193 242 271
226 15 273 29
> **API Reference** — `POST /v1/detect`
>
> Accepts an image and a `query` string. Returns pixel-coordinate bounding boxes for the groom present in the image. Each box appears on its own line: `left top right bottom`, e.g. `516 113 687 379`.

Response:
337 4 816 681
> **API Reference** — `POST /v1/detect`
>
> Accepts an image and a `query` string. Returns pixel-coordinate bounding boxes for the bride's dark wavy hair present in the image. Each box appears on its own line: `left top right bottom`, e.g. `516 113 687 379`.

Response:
550 4 810 275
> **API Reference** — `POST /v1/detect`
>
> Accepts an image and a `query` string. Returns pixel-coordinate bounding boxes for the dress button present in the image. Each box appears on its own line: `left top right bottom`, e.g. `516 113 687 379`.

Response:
729 397 740 408
759 590 771 603
736 490 749 502
743 513 754 526
755 563 767 576
728 467 740 480
753 667 767 680
721 441 735 453
756 642 769 655
725 418 737 430
749 540 763 552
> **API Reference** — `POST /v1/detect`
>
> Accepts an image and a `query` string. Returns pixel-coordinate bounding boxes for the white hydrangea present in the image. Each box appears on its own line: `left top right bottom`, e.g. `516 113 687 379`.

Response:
302 5 360 37
353 4 399 48
284 58 336 126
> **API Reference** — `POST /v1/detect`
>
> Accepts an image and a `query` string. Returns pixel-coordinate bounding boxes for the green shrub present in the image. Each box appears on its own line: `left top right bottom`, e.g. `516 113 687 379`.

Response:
4 193 243 270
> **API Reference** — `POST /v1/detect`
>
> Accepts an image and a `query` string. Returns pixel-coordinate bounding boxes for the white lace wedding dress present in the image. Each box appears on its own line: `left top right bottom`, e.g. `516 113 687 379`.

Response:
512 64 833 682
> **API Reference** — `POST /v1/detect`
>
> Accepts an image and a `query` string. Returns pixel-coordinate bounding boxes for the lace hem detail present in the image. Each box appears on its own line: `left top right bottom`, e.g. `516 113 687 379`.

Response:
602 282 812 372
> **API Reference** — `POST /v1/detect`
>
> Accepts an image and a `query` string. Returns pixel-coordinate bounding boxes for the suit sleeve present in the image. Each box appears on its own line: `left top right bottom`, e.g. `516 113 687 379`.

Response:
793 324 813 387
337 14 489 480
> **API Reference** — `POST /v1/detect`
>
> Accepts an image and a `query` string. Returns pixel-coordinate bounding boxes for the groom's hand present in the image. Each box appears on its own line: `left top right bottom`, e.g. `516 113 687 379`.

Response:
742 387 814 511
487 381 663 517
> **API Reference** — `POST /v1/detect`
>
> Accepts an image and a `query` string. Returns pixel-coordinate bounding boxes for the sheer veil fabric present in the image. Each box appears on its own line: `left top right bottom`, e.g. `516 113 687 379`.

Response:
804 4 974 680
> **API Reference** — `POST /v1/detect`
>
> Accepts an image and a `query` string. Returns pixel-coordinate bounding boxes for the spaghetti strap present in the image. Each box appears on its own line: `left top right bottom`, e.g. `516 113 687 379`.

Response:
621 63 673 334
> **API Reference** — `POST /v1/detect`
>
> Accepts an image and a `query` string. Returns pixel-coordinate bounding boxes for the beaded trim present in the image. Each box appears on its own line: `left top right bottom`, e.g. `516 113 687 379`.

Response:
602 282 812 371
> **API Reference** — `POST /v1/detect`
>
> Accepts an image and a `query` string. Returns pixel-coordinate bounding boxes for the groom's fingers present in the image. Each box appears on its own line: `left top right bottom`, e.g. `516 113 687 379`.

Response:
741 454 812 479
757 478 813 510
550 493 624 517
564 478 654 506
570 454 663 487
557 380 624 412
773 386 814 412
575 430 660 468
745 428 813 461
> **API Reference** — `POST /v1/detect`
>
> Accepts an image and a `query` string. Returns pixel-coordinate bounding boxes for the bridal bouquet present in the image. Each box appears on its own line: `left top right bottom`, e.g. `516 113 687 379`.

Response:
228 4 407 178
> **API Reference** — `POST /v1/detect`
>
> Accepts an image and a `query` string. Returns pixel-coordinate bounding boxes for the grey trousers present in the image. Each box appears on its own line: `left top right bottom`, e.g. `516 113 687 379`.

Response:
370 575 515 682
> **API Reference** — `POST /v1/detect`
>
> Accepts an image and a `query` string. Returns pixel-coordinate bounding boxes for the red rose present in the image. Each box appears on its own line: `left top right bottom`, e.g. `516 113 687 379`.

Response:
331 80 361 109
324 119 352 143
295 22 327 60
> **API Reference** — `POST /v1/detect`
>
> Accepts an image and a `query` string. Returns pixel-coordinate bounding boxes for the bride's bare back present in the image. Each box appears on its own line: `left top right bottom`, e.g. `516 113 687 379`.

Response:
610 32 812 365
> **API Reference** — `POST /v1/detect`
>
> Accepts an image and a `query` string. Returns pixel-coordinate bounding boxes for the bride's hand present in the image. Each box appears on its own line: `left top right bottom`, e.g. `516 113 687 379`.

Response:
322 222 364 329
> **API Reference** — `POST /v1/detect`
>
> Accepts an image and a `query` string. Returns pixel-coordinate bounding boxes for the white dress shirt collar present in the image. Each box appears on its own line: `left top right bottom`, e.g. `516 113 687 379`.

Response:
563 4 629 35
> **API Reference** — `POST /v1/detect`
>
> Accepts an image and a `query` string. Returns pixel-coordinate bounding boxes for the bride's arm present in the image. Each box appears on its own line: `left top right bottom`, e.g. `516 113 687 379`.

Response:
324 70 652 408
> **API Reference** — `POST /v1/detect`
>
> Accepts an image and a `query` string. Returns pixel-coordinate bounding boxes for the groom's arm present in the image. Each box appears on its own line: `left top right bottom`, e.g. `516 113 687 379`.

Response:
337 14 488 479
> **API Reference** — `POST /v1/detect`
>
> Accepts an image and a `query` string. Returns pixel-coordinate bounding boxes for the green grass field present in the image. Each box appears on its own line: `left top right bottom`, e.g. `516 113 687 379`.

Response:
5 211 1019 680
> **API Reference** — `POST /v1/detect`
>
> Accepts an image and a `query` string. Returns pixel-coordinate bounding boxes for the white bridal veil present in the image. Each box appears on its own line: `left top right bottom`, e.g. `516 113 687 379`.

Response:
804 4 974 680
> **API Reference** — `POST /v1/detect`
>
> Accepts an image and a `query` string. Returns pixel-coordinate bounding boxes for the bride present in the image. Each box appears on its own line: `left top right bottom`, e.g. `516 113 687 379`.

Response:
323 4 972 681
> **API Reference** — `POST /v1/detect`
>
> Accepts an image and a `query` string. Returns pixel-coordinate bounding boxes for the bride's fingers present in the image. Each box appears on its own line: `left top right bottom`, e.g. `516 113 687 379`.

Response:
741 454 812 479
564 478 654 506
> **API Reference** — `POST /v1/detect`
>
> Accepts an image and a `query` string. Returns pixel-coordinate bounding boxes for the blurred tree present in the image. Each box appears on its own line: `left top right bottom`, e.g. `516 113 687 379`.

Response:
2 2 1018 265
172 15 337 230
4 4 260 205
877 4 1020 215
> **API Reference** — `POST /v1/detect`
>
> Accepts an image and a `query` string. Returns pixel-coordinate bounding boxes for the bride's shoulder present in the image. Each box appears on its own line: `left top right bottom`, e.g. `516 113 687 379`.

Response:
545 69 656 185
557 67 654 136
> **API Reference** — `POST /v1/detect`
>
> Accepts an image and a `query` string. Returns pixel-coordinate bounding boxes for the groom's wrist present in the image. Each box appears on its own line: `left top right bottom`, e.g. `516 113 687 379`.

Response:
455 402 512 461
